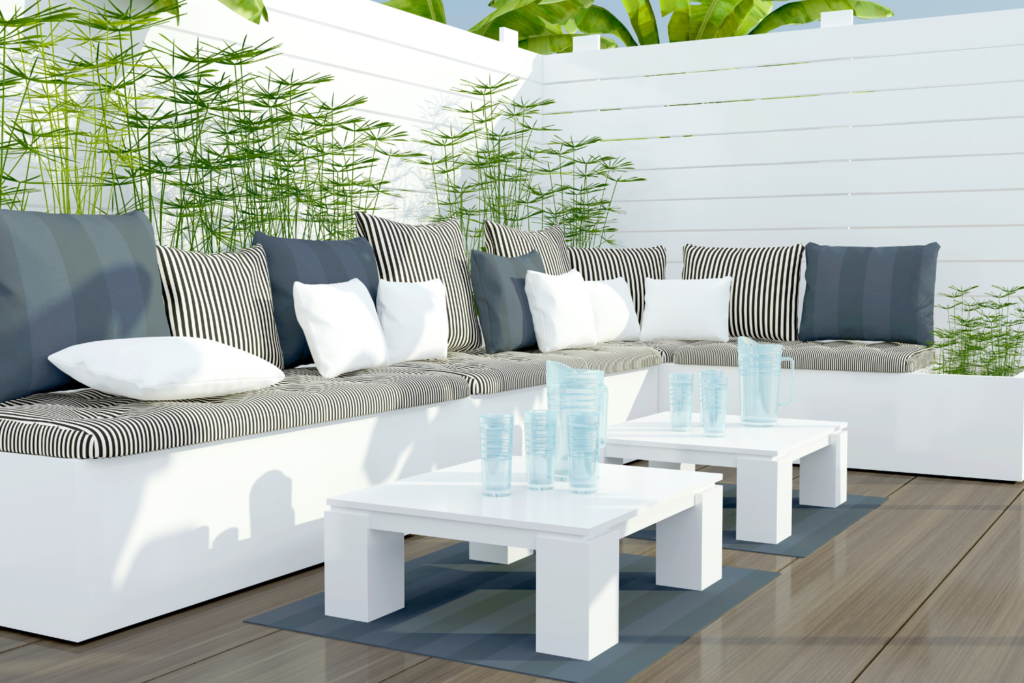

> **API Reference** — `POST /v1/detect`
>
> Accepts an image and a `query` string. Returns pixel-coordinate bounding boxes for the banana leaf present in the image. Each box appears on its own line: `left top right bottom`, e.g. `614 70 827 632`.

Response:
384 0 447 24
519 32 618 53
622 0 660 45
471 0 594 40
575 5 637 46
666 0 690 41
711 0 773 37
217 0 268 24
751 0 893 34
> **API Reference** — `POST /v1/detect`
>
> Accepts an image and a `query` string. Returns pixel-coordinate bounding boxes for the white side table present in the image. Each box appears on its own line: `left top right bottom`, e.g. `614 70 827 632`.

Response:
606 413 847 544
325 460 722 661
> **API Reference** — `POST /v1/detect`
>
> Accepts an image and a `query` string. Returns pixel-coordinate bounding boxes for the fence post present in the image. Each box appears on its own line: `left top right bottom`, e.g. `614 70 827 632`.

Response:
573 35 602 52
821 9 854 28
499 27 519 46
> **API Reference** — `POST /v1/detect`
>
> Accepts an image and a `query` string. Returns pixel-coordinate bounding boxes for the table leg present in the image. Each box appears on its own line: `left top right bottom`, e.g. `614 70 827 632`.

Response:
536 529 619 660
324 508 404 622
799 431 848 508
469 543 533 564
736 457 792 544
656 485 723 590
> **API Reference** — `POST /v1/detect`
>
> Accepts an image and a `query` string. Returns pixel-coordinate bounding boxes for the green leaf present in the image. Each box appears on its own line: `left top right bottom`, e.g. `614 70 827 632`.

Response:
750 0 893 34
711 0 773 37
384 0 447 23
621 0 660 45
471 0 593 41
217 0 268 24
575 6 638 47
666 1 691 41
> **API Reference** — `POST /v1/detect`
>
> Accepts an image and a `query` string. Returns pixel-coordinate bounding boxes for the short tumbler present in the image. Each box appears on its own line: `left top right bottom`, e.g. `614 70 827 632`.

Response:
480 414 513 497
669 373 694 432
702 378 728 438
525 409 557 491
568 413 600 494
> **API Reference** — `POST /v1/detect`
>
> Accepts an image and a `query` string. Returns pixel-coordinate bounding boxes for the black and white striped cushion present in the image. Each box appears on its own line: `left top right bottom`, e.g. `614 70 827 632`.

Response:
664 339 935 373
0 366 469 459
683 245 805 342
567 246 667 323
484 222 570 276
356 214 482 353
157 244 284 368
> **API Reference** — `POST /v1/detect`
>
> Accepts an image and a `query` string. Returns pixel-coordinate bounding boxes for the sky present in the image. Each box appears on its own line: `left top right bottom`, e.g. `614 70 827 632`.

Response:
403 0 1024 41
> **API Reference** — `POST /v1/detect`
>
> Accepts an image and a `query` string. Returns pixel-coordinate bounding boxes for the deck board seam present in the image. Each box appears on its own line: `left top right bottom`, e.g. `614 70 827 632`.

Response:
848 486 1024 683
140 629 280 683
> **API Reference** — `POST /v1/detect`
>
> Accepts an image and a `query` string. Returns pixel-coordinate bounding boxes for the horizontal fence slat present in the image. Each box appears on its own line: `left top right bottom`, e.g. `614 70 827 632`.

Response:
542 10 1024 83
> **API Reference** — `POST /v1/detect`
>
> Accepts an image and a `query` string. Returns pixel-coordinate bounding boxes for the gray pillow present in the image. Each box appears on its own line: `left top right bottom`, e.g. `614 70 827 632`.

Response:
799 243 940 345
471 249 545 354
0 210 171 402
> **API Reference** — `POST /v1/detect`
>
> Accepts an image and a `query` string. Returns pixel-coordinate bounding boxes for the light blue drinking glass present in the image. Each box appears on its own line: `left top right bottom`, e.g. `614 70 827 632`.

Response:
525 409 557 491
738 336 795 428
699 369 723 428
669 373 694 432
568 413 600 494
547 361 606 482
702 377 728 438
480 414 513 497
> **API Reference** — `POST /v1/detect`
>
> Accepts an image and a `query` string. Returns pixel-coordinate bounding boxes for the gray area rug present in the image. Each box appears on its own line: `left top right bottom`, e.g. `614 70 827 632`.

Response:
246 542 778 683
629 483 887 557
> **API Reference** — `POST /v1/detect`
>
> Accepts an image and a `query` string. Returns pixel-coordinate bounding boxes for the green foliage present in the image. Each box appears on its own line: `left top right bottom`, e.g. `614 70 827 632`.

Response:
383 0 445 25
216 0 268 24
417 76 642 252
0 0 409 252
933 286 1024 377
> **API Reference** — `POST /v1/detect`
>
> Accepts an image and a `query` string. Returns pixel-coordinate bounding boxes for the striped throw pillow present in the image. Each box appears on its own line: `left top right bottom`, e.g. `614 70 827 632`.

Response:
567 245 667 323
682 244 805 342
484 222 570 276
356 214 483 353
156 244 284 368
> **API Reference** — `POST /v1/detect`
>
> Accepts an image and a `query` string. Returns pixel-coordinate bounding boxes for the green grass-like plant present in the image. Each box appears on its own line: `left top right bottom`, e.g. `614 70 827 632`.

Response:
933 286 1024 377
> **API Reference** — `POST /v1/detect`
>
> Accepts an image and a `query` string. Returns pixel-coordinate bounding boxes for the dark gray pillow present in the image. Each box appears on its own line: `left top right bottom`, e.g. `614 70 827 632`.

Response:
253 232 379 368
0 210 170 402
471 249 545 354
799 243 940 345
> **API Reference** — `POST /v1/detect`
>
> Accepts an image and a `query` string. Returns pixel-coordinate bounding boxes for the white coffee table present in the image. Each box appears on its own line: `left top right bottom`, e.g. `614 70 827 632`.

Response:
324 459 723 661
606 413 847 545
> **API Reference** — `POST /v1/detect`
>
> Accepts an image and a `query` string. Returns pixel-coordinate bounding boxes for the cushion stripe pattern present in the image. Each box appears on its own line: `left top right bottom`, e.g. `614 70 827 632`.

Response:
0 367 469 459
356 214 482 352
157 244 284 368
484 222 570 276
567 246 667 322
664 340 936 374
683 244 805 341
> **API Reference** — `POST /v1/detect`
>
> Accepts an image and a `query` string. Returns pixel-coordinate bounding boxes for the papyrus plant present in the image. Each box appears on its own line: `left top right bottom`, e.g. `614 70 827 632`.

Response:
933 286 1024 377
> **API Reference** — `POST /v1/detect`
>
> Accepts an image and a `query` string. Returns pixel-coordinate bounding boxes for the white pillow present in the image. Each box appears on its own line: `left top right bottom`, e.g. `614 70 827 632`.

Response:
376 279 448 363
524 270 599 353
48 337 284 401
294 280 389 378
586 277 640 343
641 277 732 342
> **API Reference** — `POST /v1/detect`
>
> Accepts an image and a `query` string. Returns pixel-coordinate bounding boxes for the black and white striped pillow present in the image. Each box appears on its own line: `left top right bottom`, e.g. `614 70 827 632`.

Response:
682 244 805 342
156 244 284 368
484 222 570 276
356 213 482 352
567 245 667 323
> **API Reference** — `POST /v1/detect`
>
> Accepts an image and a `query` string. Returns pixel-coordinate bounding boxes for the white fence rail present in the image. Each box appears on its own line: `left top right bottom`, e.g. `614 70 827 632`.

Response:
150 3 1024 302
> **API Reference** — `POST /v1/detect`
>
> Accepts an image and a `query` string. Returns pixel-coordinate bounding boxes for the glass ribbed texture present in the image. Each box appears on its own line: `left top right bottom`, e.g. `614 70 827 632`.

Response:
738 336 795 428
568 413 600 494
546 361 607 483
669 373 694 432
480 414 513 497
525 409 557 491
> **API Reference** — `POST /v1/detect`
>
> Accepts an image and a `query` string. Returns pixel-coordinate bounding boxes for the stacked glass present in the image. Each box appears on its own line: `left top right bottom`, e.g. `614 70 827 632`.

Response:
702 376 729 438
668 373 694 431
698 369 723 428
568 413 601 494
525 409 557 491
479 414 513 497
547 361 607 483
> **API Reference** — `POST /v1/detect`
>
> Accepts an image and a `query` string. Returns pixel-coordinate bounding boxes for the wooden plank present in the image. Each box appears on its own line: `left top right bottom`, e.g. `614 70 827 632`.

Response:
856 496 1024 683
0 631 37 656
542 10 1024 83
547 82 1024 142
148 630 427 683
615 156 1024 202
586 119 1024 171
545 45 1024 112
623 476 1023 683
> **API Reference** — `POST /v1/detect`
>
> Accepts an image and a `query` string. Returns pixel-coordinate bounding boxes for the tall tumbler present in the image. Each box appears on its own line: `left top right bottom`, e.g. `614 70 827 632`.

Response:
568 413 600 494
480 414 513 497
699 369 724 428
702 377 729 438
525 409 557 491
669 373 694 431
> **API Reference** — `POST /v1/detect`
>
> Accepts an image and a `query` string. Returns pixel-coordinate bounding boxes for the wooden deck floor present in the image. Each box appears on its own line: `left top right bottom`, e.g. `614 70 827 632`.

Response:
2 463 1022 683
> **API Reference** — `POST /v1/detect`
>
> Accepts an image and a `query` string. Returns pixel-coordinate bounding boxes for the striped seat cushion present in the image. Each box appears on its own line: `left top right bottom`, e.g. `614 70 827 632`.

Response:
567 246 666 323
405 344 663 395
157 244 284 368
663 340 936 374
0 367 469 459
